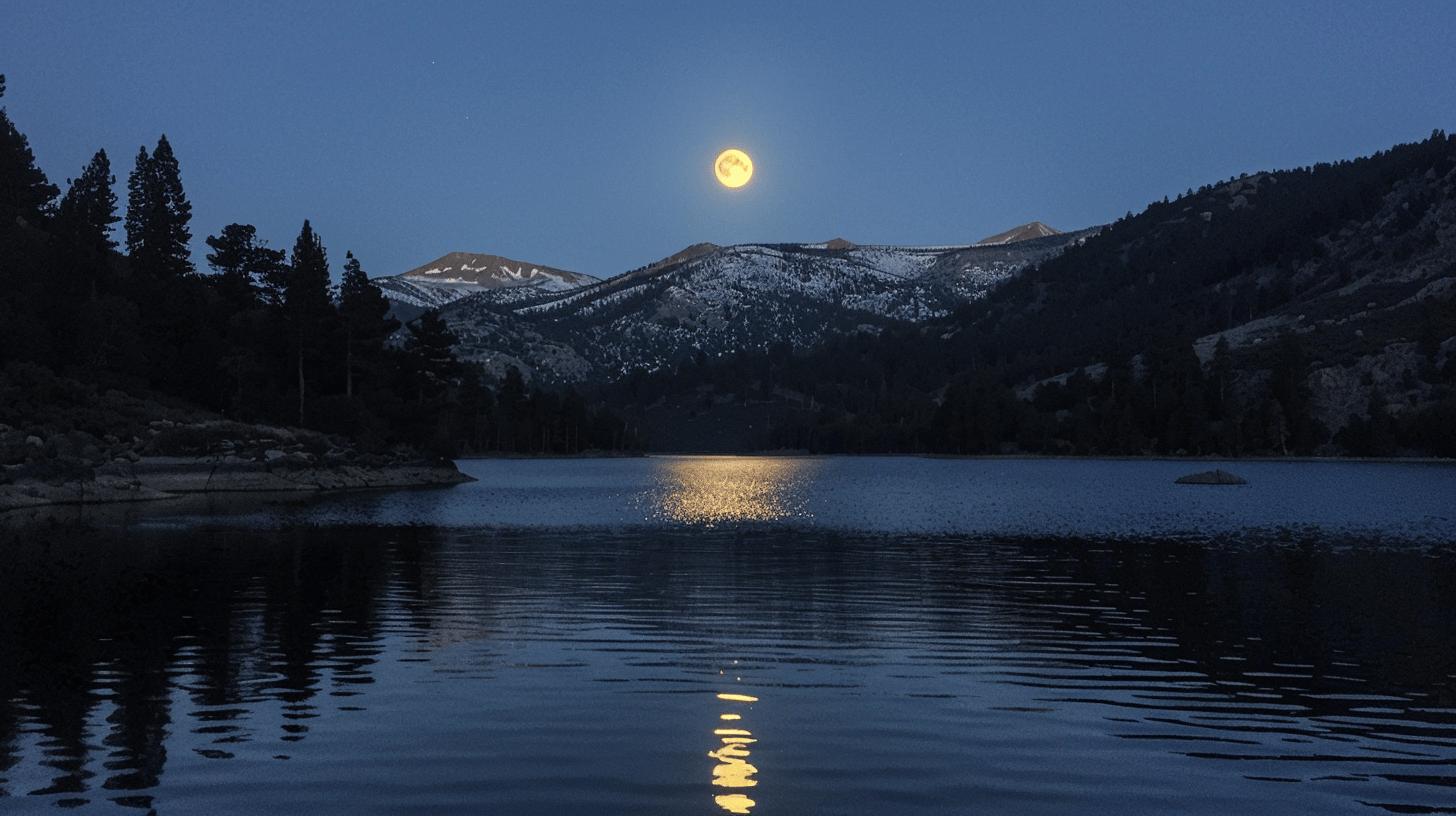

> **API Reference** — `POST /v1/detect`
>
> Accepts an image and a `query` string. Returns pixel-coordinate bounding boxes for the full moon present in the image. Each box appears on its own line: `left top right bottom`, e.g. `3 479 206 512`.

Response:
714 148 754 188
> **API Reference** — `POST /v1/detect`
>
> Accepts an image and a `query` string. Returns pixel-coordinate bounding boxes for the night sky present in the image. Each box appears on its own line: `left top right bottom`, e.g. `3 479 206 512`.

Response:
4 1 1454 279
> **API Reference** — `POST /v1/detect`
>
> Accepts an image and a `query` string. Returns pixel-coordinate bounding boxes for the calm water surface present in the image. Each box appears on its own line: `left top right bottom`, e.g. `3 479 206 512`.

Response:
2 457 1455 814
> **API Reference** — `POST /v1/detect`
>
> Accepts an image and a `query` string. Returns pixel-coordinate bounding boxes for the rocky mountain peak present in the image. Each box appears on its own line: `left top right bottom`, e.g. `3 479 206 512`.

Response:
400 251 594 289
976 221 1061 246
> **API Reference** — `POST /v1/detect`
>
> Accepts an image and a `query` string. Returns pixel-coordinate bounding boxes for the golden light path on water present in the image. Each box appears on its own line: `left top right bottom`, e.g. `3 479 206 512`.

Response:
645 457 812 809
649 456 819 526
712 688 762 813
649 454 821 804
646 456 816 809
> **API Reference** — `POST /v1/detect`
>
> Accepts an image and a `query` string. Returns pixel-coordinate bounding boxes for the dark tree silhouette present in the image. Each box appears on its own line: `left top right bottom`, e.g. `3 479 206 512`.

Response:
57 149 119 256
0 74 58 228
284 220 336 424
404 310 461 401
338 251 398 398
124 136 192 278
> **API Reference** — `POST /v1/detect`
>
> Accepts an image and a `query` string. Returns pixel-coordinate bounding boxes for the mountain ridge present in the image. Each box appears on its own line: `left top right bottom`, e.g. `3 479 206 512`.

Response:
375 250 599 316
976 221 1062 246
600 132 1456 456
399 251 594 287
424 230 1096 382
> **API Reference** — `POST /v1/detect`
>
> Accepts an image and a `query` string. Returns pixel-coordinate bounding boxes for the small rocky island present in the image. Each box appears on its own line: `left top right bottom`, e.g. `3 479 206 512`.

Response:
1174 469 1248 485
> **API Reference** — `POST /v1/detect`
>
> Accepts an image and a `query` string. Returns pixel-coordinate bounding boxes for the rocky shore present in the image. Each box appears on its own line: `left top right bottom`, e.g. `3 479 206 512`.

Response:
1 417 472 512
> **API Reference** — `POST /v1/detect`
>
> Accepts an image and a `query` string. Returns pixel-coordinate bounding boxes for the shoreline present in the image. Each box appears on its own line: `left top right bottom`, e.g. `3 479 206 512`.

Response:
0 456 473 513
10 451 1450 516
455 451 647 460
482 451 1456 464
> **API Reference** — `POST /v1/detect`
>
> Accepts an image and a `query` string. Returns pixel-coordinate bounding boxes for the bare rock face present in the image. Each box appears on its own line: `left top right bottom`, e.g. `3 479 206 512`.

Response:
1174 469 1248 485
976 221 1062 246
400 251 596 290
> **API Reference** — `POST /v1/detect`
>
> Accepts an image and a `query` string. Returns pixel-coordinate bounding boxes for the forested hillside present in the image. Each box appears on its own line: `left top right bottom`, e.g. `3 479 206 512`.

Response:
608 133 1456 457
0 75 637 464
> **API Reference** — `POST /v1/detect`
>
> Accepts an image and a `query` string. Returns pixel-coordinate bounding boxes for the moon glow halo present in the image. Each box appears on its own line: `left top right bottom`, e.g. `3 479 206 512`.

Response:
714 148 754 188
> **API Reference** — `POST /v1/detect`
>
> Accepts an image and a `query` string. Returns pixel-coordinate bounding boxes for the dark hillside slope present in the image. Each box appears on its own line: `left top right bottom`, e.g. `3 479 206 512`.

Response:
606 133 1456 456
965 131 1456 380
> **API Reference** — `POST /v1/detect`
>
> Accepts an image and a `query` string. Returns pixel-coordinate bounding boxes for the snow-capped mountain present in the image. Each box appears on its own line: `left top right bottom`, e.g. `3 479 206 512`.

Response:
375 251 599 312
421 227 1093 383
976 221 1061 245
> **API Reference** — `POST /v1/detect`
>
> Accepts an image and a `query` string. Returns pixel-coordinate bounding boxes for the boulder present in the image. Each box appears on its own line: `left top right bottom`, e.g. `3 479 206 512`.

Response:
1175 469 1247 485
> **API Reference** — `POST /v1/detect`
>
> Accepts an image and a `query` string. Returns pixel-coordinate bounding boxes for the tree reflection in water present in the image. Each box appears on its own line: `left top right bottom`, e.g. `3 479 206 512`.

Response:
0 523 1453 813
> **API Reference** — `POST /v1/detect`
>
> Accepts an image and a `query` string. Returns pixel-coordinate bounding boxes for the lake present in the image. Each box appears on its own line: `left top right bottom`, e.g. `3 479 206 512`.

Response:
2 456 1455 814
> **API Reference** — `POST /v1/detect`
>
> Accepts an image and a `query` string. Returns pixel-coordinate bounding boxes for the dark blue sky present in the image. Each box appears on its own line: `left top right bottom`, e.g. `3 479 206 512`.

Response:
4 1 1454 279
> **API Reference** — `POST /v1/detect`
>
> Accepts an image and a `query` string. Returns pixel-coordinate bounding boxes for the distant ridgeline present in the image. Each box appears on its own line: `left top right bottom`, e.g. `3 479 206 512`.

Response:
595 133 1456 456
396 233 1092 385
0 74 638 459
3 64 1452 458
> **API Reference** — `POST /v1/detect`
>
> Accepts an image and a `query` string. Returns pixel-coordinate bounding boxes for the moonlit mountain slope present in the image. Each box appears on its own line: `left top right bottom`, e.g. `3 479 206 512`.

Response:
420 230 1092 382
375 251 599 311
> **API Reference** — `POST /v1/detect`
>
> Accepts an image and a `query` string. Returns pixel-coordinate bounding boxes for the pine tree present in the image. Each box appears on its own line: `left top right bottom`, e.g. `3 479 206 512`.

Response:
204 223 286 307
286 220 333 315
404 310 461 402
204 223 257 277
338 251 398 398
284 219 336 424
150 135 192 275
123 145 153 260
253 242 290 307
49 149 120 304
57 149 119 254
496 365 528 451
205 223 254 310
1268 331 1319 453
202 224 285 415
124 136 192 277
0 74 59 228
400 311 464 455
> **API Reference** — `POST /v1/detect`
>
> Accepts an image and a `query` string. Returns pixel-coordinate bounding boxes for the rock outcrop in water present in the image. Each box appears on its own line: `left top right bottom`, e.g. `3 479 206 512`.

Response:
1174 469 1248 485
